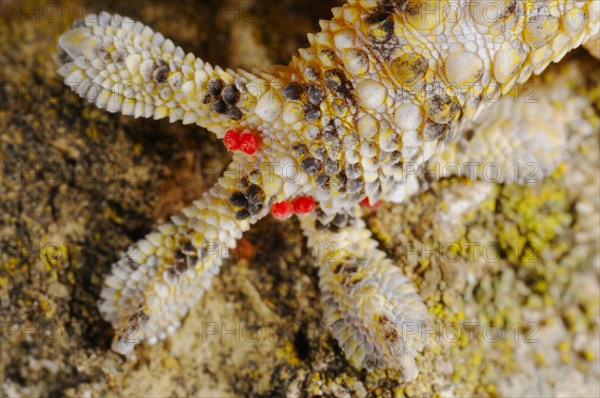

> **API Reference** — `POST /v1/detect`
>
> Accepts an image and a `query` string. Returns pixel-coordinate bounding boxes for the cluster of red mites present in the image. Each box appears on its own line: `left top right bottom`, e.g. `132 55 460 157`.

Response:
271 196 316 219
224 129 259 155
224 128 382 218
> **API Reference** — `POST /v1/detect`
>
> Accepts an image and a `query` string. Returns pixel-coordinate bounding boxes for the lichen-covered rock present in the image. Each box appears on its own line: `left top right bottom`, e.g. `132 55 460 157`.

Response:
368 57 600 397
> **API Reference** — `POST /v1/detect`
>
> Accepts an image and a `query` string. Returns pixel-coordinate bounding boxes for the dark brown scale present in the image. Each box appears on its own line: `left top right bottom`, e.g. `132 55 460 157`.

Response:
426 94 461 124
345 163 363 179
463 129 476 142
378 315 400 344
316 220 328 231
246 184 265 205
310 144 327 161
363 10 391 25
173 250 187 265
248 203 263 216
346 178 364 194
228 107 243 120
364 10 394 44
332 212 349 228
391 53 429 86
325 219 343 232
328 224 341 233
315 173 329 186
337 260 359 276
379 133 401 149
165 267 179 281
153 65 169 84
282 83 302 101
172 255 185 269
180 241 196 256
292 143 309 155
319 49 337 65
423 122 447 141
305 125 320 140
503 0 517 20
326 145 343 161
315 209 344 233
404 1 422 16
380 150 402 166
307 85 325 105
377 0 408 13
325 70 343 91
305 107 321 122
304 65 320 81
301 157 321 175
332 262 344 274
331 172 347 191
322 123 336 135
324 159 341 176
175 256 191 274
230 192 249 209
385 328 399 343
211 99 228 114
156 58 167 67
240 177 251 189
322 129 341 147
325 69 358 107
235 209 251 220
207 78 224 96
246 168 262 184
222 85 240 105
55 48 72 64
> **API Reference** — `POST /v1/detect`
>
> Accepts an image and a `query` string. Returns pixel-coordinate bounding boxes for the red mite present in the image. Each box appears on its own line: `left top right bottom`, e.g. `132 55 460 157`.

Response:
239 132 259 155
223 130 241 151
271 196 317 218
271 201 294 219
292 196 316 214
224 130 259 155
360 197 383 209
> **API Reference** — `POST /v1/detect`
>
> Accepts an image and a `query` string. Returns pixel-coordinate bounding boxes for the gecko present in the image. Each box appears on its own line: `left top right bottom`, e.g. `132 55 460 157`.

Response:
54 0 599 381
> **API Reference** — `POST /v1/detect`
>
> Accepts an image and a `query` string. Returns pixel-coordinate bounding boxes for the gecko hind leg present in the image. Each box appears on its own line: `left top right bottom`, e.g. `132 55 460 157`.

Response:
299 209 429 381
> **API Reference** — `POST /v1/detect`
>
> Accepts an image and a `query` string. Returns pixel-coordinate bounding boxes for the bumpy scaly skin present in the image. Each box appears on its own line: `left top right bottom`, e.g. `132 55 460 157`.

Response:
98 157 272 353
429 89 568 184
55 1 599 379
300 210 428 380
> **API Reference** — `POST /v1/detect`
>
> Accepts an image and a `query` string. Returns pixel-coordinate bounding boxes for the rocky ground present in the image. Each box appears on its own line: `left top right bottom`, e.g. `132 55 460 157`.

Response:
1 0 599 396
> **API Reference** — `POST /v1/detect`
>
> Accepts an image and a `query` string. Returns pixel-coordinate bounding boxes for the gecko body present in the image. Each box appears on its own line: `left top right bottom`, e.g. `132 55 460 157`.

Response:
55 0 599 380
